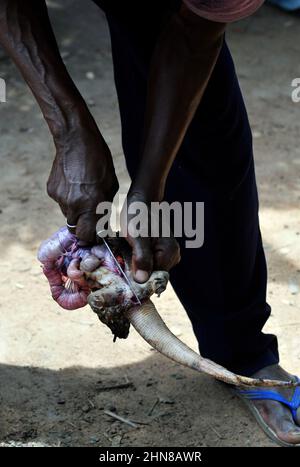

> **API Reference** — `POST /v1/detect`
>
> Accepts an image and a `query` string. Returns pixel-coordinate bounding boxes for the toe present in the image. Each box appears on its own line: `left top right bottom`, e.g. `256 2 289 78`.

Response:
272 409 300 444
278 427 300 445
253 400 300 445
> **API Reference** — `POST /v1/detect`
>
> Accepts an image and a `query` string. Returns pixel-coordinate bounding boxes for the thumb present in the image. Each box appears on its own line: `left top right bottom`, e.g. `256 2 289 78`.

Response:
129 237 153 283
68 211 99 244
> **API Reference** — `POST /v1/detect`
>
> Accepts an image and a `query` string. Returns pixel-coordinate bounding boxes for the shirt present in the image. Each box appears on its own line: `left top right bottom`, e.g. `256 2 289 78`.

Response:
183 0 265 22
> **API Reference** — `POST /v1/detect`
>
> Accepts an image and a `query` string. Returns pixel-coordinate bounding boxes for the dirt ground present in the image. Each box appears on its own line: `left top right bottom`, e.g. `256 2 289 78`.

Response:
0 1 300 447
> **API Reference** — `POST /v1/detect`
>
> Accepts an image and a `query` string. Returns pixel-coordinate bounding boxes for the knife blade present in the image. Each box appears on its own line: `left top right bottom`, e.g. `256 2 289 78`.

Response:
97 231 142 306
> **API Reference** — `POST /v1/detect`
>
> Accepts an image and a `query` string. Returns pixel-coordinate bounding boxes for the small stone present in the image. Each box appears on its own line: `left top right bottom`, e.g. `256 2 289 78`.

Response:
159 397 174 405
82 404 90 413
61 51 70 59
19 105 31 112
279 247 290 255
19 127 34 133
172 374 185 380
111 435 122 447
289 281 299 295
61 37 72 47
86 71 95 80
87 98 96 107
90 436 100 444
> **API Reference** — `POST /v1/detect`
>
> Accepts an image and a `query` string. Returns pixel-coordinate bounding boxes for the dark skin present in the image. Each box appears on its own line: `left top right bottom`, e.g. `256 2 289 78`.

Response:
0 0 299 444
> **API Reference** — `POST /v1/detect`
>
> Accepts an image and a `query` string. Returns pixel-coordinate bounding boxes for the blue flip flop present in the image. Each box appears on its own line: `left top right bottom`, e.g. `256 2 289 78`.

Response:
235 377 300 447
268 0 300 11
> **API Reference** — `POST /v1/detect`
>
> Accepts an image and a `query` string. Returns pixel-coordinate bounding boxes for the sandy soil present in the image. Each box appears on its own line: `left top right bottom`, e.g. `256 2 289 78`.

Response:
0 1 299 447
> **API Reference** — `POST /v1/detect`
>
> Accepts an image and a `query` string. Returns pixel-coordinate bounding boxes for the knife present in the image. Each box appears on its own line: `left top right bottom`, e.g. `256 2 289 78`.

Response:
97 230 142 306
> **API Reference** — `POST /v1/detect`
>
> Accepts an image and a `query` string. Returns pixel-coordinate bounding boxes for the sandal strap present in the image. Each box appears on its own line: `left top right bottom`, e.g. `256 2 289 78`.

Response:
238 377 300 423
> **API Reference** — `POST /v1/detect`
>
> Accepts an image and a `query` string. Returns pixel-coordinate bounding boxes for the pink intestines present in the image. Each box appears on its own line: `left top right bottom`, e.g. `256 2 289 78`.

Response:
38 227 125 311
38 227 93 310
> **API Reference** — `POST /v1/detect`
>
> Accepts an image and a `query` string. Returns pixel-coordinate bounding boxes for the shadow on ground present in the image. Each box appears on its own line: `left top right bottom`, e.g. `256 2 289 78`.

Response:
0 355 272 447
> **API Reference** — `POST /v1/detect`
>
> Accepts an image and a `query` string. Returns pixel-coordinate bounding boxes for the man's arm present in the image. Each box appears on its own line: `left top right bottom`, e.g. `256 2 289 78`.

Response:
124 5 226 280
0 0 118 242
0 0 86 139
131 5 226 201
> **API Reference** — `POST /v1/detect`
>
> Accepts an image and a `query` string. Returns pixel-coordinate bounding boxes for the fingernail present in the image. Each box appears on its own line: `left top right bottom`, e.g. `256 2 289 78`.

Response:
135 270 149 283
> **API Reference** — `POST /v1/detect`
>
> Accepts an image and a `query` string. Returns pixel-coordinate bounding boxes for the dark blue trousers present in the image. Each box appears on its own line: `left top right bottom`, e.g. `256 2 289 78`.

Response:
93 0 279 376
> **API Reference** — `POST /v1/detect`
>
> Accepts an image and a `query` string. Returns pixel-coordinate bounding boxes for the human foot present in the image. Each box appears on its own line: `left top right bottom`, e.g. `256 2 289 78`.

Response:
238 364 300 446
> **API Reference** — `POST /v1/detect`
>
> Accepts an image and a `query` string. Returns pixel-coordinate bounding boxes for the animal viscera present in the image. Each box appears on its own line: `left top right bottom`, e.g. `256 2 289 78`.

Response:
38 227 297 388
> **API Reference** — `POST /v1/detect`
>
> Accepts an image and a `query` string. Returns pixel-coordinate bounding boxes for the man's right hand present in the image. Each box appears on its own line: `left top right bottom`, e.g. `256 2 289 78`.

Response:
120 190 181 283
47 128 119 244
